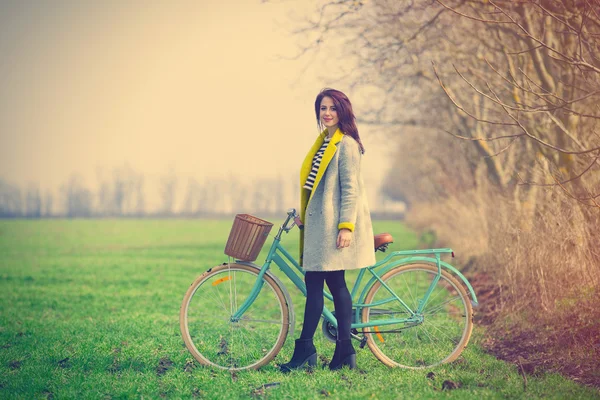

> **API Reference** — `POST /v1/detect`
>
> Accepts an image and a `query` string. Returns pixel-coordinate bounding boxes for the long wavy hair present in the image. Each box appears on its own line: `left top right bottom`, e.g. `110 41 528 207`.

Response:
314 88 365 154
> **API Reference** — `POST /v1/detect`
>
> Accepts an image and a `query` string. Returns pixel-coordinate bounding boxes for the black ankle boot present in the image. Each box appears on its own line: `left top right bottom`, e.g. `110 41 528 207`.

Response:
279 338 317 373
329 339 356 370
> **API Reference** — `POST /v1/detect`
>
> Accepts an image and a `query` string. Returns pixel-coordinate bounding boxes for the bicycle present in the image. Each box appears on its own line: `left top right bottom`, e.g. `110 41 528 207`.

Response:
179 209 479 371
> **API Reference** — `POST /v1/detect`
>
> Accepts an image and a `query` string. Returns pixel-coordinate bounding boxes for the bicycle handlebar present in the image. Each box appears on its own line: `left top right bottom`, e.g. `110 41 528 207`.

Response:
274 208 304 239
286 208 303 230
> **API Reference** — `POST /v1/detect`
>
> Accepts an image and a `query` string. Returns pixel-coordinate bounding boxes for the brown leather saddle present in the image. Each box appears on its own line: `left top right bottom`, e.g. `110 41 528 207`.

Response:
374 233 394 252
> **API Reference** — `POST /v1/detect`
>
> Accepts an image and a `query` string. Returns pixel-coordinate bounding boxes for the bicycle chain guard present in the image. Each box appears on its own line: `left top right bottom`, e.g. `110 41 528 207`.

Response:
321 310 359 343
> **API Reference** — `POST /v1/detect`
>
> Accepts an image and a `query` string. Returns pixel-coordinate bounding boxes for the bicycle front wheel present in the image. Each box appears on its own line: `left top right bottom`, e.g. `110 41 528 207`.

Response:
180 263 289 371
361 264 473 369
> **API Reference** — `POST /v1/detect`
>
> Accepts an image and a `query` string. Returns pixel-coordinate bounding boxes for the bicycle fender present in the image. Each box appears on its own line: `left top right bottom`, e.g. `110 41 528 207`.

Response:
358 257 479 308
232 261 296 338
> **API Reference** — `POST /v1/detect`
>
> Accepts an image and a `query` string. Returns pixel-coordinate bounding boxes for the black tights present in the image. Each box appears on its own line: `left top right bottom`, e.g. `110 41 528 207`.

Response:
299 270 353 341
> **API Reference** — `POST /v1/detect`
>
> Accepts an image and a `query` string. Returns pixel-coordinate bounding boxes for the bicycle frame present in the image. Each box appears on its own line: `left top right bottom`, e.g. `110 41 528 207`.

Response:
229 218 478 334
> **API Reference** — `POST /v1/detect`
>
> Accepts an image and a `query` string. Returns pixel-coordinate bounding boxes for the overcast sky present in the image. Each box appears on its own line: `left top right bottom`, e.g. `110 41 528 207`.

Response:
0 0 396 212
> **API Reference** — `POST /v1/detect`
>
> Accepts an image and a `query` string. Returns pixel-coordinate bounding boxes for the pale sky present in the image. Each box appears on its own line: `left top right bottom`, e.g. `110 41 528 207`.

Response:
0 0 396 213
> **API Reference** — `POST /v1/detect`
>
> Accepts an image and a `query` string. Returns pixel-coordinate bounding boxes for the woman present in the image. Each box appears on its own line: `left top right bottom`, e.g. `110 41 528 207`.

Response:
280 88 376 372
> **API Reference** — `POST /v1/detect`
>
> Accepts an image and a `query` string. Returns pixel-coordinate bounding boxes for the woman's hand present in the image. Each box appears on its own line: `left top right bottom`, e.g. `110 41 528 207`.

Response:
336 228 352 249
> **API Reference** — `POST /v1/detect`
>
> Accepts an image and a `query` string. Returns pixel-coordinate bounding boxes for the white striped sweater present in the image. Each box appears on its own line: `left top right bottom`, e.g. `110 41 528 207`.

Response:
303 136 331 191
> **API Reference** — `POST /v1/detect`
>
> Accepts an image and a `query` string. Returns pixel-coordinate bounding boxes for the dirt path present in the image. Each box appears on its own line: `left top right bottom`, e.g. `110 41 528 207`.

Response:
468 272 600 389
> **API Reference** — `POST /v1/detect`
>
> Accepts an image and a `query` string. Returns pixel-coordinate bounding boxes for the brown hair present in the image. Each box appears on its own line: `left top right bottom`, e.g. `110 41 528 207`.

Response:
314 88 365 154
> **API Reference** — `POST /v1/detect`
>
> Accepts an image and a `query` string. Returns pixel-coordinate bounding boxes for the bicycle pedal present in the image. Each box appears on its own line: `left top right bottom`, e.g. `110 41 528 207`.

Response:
359 337 367 349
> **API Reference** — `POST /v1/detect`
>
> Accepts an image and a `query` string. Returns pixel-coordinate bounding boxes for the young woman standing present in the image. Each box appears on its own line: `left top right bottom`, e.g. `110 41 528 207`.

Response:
280 88 376 372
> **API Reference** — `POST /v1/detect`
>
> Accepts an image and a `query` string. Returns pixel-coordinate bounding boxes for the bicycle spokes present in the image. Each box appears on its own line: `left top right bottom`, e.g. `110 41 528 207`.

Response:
362 265 473 368
182 265 289 370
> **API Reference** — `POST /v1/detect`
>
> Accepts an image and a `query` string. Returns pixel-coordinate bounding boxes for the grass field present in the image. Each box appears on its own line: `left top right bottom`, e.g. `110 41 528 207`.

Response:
1 218 598 399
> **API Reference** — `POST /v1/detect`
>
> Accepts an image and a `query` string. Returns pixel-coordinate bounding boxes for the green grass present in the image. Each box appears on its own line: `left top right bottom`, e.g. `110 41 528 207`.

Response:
0 218 598 399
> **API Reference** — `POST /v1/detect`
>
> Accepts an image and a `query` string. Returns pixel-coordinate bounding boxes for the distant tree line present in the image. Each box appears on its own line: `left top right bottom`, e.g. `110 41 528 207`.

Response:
0 164 295 218
0 164 404 219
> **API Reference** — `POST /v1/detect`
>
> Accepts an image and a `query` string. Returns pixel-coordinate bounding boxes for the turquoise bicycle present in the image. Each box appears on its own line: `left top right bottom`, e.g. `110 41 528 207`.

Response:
180 209 478 371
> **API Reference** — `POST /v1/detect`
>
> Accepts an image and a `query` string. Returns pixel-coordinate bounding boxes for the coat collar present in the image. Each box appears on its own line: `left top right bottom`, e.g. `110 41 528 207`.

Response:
300 127 344 219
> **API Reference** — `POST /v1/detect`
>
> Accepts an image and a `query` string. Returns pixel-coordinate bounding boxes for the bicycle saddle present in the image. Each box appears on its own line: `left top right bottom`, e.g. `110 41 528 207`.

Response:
374 233 394 252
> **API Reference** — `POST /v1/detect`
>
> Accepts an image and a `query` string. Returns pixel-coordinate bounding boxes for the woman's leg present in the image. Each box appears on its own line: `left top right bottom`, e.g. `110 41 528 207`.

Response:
325 270 356 370
299 271 326 339
324 270 352 340
279 271 324 372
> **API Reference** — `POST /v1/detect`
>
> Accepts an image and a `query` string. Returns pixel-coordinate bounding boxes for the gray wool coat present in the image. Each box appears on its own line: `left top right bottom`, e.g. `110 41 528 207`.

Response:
299 127 376 272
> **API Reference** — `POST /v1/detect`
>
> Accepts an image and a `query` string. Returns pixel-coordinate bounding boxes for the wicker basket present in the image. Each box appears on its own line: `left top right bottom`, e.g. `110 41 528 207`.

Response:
224 214 274 261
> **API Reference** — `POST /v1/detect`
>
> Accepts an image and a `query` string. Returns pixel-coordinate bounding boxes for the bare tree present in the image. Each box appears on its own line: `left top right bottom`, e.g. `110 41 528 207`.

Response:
96 163 145 216
0 178 23 217
24 183 42 218
182 177 209 216
159 168 177 215
43 189 53 217
133 174 145 216
433 0 600 209
60 174 93 218
96 170 112 216
197 177 214 215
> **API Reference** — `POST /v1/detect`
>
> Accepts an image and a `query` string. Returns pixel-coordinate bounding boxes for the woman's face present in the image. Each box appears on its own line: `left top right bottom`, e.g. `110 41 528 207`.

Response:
319 96 339 129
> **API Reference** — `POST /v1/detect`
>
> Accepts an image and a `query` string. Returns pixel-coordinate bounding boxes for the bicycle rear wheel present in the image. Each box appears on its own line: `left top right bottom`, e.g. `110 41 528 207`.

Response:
361 264 473 369
180 263 289 371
